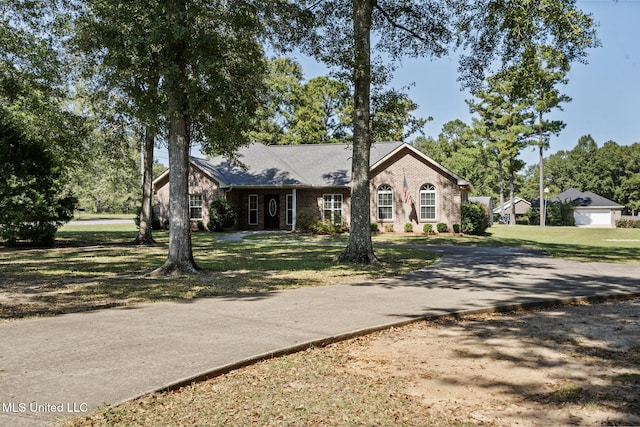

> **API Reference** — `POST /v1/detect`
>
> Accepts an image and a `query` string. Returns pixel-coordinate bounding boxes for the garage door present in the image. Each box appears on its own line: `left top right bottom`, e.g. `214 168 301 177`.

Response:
574 209 611 227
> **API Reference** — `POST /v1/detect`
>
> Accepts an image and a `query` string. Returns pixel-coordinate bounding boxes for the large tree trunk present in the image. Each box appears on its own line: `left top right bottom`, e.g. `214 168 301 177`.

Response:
152 0 199 275
134 125 156 245
154 103 199 275
338 0 377 264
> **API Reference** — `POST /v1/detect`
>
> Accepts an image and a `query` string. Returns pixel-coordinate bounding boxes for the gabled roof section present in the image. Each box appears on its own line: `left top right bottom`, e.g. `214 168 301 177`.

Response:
194 142 307 188
493 197 531 213
371 143 470 187
552 188 624 209
269 141 403 187
153 141 472 190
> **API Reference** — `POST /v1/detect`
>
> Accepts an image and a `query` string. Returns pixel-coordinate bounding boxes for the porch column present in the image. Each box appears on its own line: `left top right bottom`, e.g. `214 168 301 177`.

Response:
292 188 297 231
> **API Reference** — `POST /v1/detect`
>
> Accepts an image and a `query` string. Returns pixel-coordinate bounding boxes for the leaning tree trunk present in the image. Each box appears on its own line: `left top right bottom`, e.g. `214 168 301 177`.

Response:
134 125 156 245
338 0 377 264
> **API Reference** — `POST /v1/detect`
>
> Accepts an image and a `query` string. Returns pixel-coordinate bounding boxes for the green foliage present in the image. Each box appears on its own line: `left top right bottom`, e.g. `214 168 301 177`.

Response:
546 200 575 226
77 0 268 157
404 222 413 233
370 222 379 232
249 58 303 145
208 198 236 232
526 207 541 226
616 218 640 229
453 223 461 233
384 224 394 233
436 223 448 233
0 113 77 246
371 89 428 141
296 207 346 234
545 138 640 214
423 223 433 233
70 131 142 214
461 202 489 236
413 120 497 198
309 219 348 235
296 207 322 232
289 76 351 144
250 58 427 145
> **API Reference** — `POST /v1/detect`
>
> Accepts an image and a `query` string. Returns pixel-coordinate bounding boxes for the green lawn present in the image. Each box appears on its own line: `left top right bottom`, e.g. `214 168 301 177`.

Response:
258 225 640 264
0 224 436 320
2 223 638 321
487 225 640 263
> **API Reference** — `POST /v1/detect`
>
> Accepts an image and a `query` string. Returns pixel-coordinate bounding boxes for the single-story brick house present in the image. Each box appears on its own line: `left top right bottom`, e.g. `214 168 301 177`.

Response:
152 141 471 233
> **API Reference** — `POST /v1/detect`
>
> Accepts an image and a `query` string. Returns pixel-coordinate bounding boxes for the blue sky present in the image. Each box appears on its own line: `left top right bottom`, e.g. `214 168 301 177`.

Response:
298 0 639 166
167 0 638 167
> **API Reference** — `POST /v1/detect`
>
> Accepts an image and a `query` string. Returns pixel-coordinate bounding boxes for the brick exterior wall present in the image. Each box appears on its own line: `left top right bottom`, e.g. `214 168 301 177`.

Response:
154 147 465 233
153 166 224 230
370 148 463 233
229 188 351 231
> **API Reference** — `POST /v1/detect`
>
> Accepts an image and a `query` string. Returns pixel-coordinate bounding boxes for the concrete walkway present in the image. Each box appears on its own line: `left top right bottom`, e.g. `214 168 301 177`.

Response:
1 244 639 426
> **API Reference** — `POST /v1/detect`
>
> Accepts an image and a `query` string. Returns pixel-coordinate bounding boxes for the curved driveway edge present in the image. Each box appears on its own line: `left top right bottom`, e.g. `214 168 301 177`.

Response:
0 245 639 426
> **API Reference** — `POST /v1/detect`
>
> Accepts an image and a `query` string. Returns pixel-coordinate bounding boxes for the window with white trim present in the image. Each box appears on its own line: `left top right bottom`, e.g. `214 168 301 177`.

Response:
248 194 258 225
189 195 203 220
377 185 394 220
286 194 293 225
323 194 343 224
420 184 437 221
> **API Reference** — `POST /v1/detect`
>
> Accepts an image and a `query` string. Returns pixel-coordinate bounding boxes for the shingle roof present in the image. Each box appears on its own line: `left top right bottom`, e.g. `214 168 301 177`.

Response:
191 141 406 188
191 142 307 187
181 141 470 189
492 197 530 213
551 188 624 208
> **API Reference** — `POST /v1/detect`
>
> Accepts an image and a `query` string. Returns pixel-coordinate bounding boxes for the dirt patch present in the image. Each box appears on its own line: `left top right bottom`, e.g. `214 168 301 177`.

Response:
68 299 640 426
343 299 640 426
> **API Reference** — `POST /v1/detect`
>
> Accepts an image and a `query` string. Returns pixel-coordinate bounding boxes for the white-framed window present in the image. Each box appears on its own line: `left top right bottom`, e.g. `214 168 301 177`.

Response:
377 185 394 220
189 194 203 220
420 184 437 221
286 194 293 225
323 194 343 224
248 194 258 225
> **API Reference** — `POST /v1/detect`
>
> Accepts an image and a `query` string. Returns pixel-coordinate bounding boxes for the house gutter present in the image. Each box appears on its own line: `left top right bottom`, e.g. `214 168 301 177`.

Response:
224 187 233 200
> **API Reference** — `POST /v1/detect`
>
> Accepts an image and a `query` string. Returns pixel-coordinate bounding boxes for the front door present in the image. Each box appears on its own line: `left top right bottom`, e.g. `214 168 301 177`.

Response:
264 194 280 229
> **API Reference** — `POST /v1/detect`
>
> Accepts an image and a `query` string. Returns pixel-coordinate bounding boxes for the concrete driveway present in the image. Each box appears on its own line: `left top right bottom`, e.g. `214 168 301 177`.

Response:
1 244 639 426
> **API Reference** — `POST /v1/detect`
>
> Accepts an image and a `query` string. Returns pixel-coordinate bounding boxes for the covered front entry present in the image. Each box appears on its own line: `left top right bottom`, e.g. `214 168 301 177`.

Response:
264 194 280 229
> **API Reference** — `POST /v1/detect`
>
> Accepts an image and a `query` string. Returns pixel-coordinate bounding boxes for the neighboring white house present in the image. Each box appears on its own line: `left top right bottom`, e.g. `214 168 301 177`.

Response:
551 188 624 228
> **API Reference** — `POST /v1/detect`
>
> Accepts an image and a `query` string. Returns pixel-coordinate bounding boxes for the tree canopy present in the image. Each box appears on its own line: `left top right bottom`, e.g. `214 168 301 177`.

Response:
291 0 597 261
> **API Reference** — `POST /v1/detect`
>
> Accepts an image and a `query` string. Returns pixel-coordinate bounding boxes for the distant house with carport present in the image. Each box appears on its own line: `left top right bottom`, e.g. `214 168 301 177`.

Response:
152 141 472 233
